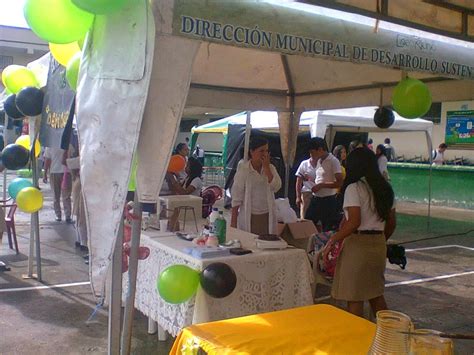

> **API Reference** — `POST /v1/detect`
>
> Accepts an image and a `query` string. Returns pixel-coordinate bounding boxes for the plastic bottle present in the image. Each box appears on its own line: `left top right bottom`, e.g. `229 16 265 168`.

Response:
209 208 219 233
215 211 227 245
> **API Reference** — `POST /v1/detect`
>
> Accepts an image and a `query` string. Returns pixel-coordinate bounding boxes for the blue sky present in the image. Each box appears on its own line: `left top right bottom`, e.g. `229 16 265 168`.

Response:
0 0 29 28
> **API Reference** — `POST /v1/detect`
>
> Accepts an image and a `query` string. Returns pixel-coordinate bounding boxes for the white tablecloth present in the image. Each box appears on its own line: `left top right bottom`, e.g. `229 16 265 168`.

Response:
125 230 313 337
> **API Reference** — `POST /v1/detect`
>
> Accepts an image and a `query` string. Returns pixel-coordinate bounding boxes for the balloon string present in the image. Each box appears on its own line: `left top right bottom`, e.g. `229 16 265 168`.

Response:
86 297 104 323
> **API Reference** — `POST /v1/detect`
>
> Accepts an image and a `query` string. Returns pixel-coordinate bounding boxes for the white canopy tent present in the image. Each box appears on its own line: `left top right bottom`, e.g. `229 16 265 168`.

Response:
308 106 434 155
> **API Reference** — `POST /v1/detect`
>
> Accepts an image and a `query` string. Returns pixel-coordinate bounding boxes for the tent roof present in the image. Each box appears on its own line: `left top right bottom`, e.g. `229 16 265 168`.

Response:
192 111 314 134
309 106 433 137
192 106 434 136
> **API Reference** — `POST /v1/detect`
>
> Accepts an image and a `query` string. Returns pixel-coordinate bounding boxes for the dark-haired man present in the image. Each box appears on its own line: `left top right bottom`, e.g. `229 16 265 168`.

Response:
304 138 343 231
432 143 448 165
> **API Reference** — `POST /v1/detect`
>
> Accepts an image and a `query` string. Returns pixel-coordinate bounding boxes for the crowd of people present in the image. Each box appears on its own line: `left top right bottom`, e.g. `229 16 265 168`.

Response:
230 136 397 317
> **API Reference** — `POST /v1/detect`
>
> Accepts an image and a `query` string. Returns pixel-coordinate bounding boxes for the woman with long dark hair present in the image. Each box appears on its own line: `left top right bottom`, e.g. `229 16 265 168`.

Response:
324 147 396 317
375 144 390 181
169 157 203 196
231 137 282 235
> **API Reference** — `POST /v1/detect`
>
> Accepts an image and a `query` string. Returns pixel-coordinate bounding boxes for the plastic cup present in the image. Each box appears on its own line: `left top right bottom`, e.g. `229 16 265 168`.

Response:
160 220 168 232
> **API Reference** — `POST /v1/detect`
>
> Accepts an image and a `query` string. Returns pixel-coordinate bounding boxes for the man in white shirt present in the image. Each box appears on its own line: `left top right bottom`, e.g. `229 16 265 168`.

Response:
383 138 397 162
295 156 317 219
43 147 72 223
194 144 205 165
304 138 343 231
432 143 447 165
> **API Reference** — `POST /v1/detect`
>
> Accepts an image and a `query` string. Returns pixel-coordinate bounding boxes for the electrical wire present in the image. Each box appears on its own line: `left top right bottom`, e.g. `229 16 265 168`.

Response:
398 229 474 245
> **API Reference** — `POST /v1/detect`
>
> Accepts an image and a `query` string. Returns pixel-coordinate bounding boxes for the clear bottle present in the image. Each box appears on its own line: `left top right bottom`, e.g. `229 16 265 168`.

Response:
215 211 227 245
208 208 219 233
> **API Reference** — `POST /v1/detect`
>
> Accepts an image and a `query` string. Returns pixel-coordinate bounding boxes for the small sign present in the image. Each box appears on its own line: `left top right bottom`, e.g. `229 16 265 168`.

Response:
445 110 474 146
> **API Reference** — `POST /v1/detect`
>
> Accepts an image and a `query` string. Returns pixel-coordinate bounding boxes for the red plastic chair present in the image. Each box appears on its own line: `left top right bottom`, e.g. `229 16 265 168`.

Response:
2 202 19 254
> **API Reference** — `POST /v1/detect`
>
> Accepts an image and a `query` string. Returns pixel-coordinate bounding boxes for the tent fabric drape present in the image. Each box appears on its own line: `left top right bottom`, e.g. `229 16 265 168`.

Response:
136 35 199 203
278 111 301 168
76 0 155 298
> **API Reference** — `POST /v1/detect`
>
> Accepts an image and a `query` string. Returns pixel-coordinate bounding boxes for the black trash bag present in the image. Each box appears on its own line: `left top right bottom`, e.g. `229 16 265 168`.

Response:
387 244 407 270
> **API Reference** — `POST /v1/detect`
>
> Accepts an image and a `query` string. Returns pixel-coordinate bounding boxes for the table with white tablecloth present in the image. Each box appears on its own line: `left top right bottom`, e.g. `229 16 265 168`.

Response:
124 230 313 337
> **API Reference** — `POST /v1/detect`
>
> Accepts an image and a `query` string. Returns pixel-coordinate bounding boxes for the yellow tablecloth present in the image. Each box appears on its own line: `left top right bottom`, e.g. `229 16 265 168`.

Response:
170 304 376 355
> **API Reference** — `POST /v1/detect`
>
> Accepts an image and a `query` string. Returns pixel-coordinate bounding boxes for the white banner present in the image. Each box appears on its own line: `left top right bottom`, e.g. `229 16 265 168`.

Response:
171 0 474 80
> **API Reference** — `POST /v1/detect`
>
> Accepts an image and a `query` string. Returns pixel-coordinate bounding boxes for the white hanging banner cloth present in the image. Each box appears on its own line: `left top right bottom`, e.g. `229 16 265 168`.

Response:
76 0 155 298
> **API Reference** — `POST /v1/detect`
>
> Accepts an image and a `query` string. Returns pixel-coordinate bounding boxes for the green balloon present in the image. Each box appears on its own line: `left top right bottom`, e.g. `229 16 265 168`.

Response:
24 0 94 44
157 265 200 304
66 52 81 91
72 0 128 15
392 78 432 119
3 65 39 94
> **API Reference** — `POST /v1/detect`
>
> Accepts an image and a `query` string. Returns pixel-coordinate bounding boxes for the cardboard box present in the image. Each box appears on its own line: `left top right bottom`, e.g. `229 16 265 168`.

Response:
278 219 317 250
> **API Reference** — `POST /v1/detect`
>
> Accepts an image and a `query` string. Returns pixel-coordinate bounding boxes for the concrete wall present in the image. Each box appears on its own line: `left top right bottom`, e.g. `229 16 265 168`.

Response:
175 131 224 152
371 100 474 163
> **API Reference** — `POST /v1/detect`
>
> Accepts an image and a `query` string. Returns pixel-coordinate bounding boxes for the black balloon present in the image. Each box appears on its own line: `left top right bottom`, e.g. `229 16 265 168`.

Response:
200 262 237 298
374 107 395 129
16 87 44 116
3 95 24 119
1 144 30 170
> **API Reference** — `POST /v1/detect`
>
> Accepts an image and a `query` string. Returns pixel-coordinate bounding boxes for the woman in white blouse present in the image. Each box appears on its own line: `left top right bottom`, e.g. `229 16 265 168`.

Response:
324 147 396 317
169 157 203 196
231 137 282 235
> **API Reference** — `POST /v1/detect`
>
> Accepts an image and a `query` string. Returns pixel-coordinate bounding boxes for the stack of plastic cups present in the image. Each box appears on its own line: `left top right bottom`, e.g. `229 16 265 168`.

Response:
369 310 413 354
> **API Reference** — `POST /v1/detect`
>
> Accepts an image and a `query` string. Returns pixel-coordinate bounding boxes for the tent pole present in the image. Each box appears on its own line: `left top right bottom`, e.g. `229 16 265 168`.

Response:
120 193 142 355
428 165 432 231
243 111 251 162
31 152 42 281
25 116 41 281
284 106 296 198
108 218 124 355
2 113 7 201
426 131 433 231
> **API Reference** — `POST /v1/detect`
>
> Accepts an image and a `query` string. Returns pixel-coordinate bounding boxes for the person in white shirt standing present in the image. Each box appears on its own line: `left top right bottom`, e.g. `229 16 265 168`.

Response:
432 143 448 165
324 147 396 317
43 147 72 223
231 137 282 235
376 144 390 181
304 138 343 231
295 155 318 219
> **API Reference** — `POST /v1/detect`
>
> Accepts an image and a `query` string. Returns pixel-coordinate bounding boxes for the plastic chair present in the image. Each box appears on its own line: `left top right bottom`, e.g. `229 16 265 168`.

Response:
3 203 19 254
172 206 198 233
306 235 332 299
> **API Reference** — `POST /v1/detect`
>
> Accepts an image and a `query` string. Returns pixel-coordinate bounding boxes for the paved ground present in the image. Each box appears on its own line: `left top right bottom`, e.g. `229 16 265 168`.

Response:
0 174 473 354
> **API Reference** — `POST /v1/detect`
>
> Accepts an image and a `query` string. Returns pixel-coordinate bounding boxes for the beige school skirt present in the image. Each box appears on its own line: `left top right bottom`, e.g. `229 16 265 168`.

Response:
331 233 387 302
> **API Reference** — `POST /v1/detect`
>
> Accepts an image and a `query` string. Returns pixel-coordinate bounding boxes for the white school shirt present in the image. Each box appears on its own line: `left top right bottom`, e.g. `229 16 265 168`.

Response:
188 177 203 196
432 149 445 165
44 147 65 174
377 155 389 178
314 153 342 197
343 180 393 231
231 160 282 234
295 158 317 193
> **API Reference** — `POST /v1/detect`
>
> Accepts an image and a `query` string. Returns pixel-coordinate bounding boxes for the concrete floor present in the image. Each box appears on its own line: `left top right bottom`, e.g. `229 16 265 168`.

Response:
1 176 473 354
